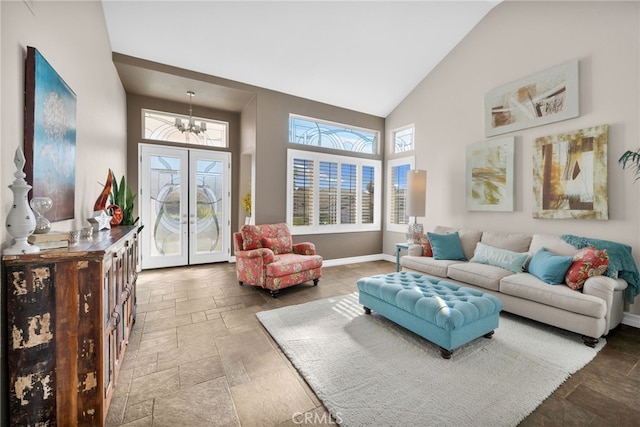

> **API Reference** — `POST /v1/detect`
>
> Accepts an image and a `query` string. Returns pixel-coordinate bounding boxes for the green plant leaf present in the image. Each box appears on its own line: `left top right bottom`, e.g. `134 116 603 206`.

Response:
618 149 640 182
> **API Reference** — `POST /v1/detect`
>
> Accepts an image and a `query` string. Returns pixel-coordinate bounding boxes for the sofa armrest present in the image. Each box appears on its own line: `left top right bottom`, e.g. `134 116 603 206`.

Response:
293 242 316 256
583 276 628 332
235 248 276 265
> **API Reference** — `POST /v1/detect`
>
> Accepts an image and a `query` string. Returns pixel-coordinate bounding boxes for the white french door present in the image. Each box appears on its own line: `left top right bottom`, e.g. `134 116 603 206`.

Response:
139 144 230 269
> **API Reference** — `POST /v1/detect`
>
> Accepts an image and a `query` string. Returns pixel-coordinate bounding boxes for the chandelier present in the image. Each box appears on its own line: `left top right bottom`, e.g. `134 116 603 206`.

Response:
174 91 207 135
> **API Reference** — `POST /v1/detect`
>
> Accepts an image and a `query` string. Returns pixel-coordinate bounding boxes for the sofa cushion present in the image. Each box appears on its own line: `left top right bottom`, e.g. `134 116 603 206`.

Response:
565 247 609 290
434 226 482 260
499 273 606 318
447 262 515 291
400 256 463 278
528 247 573 285
470 242 529 273
428 231 466 260
480 231 532 253
529 234 578 257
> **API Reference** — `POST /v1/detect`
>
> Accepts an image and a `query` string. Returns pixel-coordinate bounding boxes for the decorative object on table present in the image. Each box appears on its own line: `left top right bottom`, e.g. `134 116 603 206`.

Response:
110 171 139 226
618 147 640 182
69 229 81 244
23 46 76 222
485 59 579 137
94 169 113 211
533 124 608 220
466 137 514 212
28 230 69 249
406 169 427 244
4 147 39 254
87 210 112 231
30 196 53 234
81 226 93 241
107 204 123 227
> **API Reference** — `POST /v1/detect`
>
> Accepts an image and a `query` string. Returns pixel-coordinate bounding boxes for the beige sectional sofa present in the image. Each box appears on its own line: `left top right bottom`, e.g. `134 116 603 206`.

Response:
400 226 630 346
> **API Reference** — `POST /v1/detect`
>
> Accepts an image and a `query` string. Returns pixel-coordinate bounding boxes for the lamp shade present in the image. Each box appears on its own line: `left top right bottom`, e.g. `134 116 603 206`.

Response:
406 170 427 217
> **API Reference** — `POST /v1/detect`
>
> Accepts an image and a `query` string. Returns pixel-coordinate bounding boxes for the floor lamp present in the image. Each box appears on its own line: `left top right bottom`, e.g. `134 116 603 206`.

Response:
406 170 427 244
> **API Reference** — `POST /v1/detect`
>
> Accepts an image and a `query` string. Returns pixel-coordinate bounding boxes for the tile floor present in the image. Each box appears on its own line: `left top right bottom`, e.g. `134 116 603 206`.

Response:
105 260 395 426
105 260 640 426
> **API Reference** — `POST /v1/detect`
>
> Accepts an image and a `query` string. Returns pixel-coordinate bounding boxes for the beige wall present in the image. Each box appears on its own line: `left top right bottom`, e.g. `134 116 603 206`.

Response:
385 1 640 313
1 1 127 241
1 0 127 421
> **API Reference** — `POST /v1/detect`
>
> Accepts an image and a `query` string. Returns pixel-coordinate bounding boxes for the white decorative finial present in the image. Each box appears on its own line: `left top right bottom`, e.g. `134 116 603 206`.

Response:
13 147 27 181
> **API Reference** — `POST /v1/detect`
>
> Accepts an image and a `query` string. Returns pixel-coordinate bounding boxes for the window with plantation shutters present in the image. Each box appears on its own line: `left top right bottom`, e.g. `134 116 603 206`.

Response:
287 149 381 234
387 157 415 233
292 158 314 226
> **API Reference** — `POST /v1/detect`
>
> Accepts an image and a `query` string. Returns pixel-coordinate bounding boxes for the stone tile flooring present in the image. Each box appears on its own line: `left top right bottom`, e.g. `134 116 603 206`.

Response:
106 260 640 426
105 260 395 426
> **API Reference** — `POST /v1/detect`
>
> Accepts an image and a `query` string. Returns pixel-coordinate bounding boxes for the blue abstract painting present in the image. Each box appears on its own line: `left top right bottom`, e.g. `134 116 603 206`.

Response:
25 46 76 221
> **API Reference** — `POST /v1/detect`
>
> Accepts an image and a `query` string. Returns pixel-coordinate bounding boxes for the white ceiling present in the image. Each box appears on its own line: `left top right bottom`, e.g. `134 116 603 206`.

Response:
102 1 500 117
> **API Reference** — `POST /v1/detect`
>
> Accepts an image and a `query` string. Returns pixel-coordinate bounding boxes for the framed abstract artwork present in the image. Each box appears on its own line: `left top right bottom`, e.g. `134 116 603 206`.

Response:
466 137 514 212
485 60 579 137
24 46 77 222
533 124 608 220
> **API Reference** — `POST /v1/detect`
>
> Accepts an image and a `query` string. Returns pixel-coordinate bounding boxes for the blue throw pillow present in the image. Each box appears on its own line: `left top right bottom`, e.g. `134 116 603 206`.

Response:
470 242 529 273
427 231 466 261
528 247 574 285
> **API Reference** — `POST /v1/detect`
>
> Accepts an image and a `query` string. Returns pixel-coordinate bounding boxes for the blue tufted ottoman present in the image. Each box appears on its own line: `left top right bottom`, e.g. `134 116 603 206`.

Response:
357 271 503 359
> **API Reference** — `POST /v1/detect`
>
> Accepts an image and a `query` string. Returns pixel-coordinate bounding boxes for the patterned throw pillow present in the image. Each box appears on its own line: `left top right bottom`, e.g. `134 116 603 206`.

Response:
417 232 433 257
565 247 609 290
470 242 529 273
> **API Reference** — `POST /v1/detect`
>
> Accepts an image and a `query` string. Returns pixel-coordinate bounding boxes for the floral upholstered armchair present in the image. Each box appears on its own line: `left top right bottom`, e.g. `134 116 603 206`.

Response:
233 223 323 297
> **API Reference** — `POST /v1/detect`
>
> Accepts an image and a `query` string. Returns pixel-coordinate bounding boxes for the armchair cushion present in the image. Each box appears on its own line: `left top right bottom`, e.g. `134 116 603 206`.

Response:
263 237 293 255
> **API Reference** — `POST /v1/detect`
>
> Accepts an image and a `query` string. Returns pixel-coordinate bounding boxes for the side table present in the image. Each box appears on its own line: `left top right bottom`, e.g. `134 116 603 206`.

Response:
395 243 409 272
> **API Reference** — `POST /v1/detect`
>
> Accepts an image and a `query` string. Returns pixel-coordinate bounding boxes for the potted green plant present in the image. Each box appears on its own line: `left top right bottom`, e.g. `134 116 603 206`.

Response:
110 172 139 226
618 148 640 182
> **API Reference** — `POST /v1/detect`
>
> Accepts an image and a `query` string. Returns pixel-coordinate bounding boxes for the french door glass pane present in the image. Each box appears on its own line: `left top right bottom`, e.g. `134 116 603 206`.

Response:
149 155 183 257
194 159 222 254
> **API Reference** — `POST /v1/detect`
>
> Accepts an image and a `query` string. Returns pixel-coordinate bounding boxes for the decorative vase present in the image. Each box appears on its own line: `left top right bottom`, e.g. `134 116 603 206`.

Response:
4 147 39 254
30 196 53 234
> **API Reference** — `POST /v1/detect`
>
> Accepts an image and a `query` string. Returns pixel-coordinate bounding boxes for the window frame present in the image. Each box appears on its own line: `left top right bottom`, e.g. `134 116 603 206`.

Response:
142 108 229 148
286 149 381 235
289 114 379 155
386 156 415 233
392 124 415 154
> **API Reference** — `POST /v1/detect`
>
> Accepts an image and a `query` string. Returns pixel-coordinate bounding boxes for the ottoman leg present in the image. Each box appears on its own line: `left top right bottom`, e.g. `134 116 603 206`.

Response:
484 331 494 339
363 307 371 315
439 347 453 359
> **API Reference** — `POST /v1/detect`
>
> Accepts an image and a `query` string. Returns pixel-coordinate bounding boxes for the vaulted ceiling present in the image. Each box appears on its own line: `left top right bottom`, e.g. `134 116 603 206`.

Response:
102 1 500 117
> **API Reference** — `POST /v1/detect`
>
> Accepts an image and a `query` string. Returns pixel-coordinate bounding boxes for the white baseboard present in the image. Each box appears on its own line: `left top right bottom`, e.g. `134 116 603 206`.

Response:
322 254 389 267
622 312 640 328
